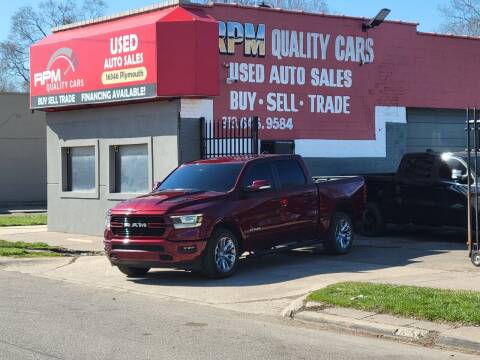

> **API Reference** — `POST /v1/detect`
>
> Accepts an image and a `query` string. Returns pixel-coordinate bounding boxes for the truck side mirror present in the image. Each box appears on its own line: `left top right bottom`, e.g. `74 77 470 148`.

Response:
246 179 272 192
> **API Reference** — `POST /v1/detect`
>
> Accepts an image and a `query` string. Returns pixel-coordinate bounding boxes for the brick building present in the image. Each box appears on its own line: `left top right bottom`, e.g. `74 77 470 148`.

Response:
29 1 480 234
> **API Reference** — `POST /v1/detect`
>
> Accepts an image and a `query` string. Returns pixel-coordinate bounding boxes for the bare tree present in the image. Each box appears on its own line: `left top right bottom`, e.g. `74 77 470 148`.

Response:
439 0 480 35
192 0 329 13
0 0 107 92
0 63 16 93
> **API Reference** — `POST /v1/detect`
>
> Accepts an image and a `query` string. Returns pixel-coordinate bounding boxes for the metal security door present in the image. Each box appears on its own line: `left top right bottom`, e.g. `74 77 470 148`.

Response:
407 109 466 153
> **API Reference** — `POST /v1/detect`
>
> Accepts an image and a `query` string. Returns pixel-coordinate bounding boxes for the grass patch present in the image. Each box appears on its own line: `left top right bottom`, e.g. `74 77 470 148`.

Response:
308 282 480 326
0 240 62 257
0 214 47 227
0 240 51 249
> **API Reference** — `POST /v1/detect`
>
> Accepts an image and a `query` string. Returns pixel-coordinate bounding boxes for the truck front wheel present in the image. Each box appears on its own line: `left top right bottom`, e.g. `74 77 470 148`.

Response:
472 251 480 267
324 212 354 255
202 228 240 279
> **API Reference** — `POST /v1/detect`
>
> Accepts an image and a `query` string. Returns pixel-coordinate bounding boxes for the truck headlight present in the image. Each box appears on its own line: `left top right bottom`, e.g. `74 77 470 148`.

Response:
105 210 112 230
170 214 203 229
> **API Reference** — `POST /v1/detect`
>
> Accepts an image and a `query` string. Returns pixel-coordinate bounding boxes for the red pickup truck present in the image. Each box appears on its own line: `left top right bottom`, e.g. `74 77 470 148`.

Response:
104 155 366 278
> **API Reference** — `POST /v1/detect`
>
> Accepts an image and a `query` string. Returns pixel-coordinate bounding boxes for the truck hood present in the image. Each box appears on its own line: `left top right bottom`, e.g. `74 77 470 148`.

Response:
111 190 225 213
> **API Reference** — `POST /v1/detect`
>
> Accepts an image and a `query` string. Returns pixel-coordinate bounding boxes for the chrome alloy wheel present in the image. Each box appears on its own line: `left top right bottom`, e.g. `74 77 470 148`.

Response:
472 251 480 267
214 236 237 273
335 219 352 249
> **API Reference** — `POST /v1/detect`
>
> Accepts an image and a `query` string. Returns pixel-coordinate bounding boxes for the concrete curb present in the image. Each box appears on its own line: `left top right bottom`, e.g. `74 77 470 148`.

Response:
295 311 431 340
280 294 309 318
437 333 480 352
292 310 480 354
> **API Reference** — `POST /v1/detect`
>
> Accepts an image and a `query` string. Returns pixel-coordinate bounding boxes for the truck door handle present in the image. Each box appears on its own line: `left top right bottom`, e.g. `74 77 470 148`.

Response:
280 199 288 207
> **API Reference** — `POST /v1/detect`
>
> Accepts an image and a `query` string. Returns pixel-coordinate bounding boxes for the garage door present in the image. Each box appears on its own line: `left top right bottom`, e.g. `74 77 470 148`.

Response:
406 108 465 153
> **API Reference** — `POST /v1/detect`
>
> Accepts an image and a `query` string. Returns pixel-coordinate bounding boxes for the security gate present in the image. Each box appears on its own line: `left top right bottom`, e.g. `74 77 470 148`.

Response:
200 117 259 159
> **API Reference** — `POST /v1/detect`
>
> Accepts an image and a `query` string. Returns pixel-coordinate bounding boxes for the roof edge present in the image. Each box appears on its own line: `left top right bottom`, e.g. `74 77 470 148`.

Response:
52 0 189 33
203 2 419 27
417 30 480 41
52 0 421 34
0 91 29 96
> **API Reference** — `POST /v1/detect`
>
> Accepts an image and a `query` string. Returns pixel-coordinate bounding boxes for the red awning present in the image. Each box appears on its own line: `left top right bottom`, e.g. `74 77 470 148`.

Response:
30 5 219 109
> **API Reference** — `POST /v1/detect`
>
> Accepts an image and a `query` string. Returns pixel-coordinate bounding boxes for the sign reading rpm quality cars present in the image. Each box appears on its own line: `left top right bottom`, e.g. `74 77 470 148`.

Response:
213 9 379 141
30 25 157 109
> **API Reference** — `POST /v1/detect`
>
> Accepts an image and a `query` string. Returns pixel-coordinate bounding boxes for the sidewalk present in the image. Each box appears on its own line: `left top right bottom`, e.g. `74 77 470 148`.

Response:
290 302 480 354
0 225 104 252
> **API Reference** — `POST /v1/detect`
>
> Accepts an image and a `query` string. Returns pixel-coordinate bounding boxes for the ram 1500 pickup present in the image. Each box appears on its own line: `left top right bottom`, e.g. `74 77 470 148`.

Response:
362 151 472 236
104 155 366 278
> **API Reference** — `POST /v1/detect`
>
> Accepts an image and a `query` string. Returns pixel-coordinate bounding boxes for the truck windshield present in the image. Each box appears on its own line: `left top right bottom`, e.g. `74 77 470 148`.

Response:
158 163 243 193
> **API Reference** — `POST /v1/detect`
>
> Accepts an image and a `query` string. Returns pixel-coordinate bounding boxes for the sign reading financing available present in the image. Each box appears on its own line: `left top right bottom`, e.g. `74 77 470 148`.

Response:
30 25 157 109
213 11 379 141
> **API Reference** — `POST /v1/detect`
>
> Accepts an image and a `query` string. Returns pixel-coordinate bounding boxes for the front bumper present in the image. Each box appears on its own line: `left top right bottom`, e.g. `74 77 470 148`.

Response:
104 234 207 270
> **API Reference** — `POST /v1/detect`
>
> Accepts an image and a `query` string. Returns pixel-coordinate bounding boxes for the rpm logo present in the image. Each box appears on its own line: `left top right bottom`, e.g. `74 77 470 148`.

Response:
34 69 61 86
218 21 266 57
33 47 77 87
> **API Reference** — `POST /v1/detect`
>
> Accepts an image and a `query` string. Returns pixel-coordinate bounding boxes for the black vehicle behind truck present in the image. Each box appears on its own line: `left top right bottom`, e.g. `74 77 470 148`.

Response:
362 151 471 236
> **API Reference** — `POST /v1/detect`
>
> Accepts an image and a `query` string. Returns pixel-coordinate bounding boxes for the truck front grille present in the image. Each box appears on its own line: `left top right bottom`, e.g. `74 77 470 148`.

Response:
111 244 165 252
110 215 167 238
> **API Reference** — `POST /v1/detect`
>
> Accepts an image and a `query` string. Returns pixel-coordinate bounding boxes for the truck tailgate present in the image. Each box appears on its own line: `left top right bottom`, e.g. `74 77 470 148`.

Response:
313 175 366 227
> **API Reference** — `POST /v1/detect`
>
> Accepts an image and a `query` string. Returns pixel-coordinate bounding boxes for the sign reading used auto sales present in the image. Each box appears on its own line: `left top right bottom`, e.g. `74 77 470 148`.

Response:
222 24 373 114
30 25 157 109
210 6 380 141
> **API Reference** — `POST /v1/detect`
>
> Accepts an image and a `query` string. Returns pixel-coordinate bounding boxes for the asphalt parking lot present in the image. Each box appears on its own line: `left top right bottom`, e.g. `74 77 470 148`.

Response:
1 226 477 316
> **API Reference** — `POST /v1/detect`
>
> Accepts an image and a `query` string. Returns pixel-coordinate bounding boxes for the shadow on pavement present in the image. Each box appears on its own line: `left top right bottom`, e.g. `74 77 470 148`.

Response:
129 226 469 287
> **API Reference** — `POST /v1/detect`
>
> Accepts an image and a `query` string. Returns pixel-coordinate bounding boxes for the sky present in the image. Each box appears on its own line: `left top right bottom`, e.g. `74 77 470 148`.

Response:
0 0 451 39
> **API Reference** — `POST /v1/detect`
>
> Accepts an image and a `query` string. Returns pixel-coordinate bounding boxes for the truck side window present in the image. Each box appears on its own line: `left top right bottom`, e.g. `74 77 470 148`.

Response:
242 162 274 188
274 159 306 188
402 156 434 179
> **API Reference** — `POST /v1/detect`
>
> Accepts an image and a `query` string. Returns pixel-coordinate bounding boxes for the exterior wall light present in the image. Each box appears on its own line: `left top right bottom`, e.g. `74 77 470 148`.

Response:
257 1 272 8
362 8 391 31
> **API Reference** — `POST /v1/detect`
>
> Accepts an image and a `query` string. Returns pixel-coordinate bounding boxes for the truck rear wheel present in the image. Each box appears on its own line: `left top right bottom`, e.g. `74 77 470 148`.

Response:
117 266 150 277
202 228 240 279
324 212 354 255
361 202 385 237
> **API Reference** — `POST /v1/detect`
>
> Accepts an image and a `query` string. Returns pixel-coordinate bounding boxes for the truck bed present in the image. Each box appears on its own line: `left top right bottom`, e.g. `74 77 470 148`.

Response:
311 175 366 228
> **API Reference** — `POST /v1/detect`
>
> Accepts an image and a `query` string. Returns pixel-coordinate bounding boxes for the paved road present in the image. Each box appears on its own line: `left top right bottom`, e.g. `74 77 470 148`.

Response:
0 270 475 360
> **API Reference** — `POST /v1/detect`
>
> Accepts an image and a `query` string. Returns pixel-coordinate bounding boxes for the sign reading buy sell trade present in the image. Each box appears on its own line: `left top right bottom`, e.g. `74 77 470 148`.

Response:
209 6 382 141
30 25 157 109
